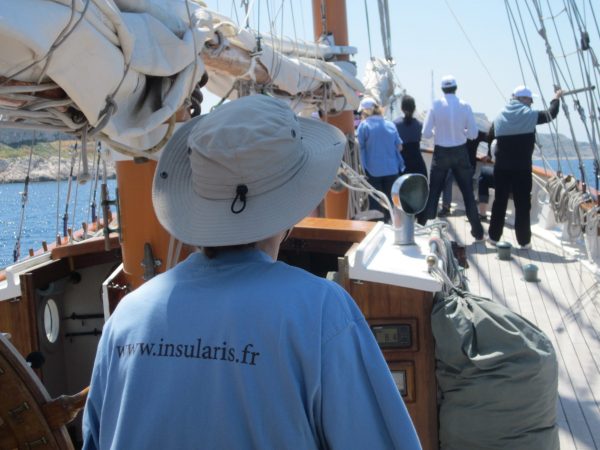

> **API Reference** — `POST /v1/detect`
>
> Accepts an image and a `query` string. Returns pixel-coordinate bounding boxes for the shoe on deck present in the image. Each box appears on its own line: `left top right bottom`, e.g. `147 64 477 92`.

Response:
438 206 451 217
471 231 485 242
487 237 498 246
519 243 532 250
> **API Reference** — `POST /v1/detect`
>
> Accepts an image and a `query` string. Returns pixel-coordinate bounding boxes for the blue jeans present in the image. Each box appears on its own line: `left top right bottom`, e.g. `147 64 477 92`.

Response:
421 145 483 238
478 165 495 203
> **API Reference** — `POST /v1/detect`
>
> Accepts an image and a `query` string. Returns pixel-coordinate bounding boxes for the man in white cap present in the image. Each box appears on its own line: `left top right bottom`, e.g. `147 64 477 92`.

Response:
487 86 562 249
82 95 421 449
419 75 484 241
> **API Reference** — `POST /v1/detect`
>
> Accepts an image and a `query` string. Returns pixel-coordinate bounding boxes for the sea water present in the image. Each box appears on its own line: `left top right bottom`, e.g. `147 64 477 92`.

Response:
533 158 598 185
1 159 598 269
0 179 117 268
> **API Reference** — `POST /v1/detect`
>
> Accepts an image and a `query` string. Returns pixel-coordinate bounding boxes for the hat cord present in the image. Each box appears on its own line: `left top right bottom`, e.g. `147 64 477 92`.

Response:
231 184 248 214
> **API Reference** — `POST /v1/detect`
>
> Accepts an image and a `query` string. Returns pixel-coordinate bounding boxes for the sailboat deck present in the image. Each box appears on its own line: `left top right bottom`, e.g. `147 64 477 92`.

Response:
443 209 600 450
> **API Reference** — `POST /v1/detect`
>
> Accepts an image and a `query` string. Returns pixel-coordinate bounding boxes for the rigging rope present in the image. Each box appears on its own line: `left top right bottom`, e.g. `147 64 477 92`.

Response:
377 0 392 62
70 141 84 241
504 0 600 265
507 0 599 188
363 0 373 60
62 144 77 238
13 131 36 263
56 139 62 239
443 0 505 100
88 141 102 224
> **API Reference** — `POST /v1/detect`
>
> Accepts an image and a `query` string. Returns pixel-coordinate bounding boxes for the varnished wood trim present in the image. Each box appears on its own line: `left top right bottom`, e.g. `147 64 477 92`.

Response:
291 217 375 242
51 235 120 260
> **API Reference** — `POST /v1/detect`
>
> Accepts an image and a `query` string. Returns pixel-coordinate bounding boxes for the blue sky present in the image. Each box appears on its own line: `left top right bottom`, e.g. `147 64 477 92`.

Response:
201 0 598 144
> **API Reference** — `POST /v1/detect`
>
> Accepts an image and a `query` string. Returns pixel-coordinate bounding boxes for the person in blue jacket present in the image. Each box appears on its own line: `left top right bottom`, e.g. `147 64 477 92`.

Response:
82 95 421 450
357 96 405 221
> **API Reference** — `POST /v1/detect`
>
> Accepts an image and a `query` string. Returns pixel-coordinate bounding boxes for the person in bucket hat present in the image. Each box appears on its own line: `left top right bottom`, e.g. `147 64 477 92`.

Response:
83 95 420 449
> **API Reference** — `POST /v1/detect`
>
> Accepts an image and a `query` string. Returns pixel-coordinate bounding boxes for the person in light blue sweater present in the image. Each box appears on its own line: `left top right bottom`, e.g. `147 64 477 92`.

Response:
357 97 405 221
487 86 562 248
82 95 421 450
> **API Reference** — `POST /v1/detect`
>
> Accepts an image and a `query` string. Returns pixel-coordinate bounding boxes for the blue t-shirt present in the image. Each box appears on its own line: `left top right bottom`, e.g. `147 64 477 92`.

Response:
357 115 404 177
83 249 421 450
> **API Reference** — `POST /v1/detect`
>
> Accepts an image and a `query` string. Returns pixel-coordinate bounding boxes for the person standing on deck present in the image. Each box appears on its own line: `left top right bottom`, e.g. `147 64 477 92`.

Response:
394 95 427 178
357 97 405 222
82 95 421 450
418 75 484 242
477 140 496 221
487 86 562 249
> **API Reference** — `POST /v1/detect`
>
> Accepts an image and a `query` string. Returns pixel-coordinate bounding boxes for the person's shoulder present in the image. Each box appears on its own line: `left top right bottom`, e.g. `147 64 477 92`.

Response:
456 95 470 106
411 118 423 128
271 261 362 326
270 260 342 292
384 118 398 129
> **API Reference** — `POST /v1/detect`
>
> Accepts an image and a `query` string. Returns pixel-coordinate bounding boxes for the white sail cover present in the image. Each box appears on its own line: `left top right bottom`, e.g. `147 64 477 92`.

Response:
0 0 363 155
362 57 396 108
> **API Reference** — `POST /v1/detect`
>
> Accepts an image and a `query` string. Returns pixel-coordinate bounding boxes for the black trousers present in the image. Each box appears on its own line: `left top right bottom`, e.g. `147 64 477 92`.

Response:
489 168 532 246
365 171 399 221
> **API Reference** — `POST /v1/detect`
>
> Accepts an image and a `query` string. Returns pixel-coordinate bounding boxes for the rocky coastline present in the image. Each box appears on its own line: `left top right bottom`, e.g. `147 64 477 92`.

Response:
0 156 116 184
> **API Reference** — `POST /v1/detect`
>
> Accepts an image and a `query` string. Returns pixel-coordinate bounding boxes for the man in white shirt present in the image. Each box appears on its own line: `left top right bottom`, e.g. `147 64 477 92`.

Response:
419 75 484 241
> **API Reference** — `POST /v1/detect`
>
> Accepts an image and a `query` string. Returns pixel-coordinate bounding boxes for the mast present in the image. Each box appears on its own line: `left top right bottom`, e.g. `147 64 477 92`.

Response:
312 0 353 219
113 159 174 289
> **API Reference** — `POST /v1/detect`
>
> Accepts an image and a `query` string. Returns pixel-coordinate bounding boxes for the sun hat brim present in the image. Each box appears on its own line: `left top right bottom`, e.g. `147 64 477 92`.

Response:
152 114 346 246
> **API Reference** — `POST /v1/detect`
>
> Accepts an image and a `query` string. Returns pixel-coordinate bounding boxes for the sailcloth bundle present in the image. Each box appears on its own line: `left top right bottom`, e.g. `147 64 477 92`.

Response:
0 0 364 156
432 291 559 450
362 57 397 108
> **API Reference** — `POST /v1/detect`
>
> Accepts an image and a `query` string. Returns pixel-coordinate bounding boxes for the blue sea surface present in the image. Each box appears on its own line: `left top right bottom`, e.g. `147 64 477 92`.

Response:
533 158 598 190
0 179 117 269
1 158 598 269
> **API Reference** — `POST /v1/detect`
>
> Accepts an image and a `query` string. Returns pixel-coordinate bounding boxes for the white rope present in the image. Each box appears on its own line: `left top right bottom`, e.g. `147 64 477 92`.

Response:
583 205 600 262
337 160 393 216
546 174 578 223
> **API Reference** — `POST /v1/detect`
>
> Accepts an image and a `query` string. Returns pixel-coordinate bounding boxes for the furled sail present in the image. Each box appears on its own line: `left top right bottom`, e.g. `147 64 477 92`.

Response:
0 0 364 156
361 57 397 108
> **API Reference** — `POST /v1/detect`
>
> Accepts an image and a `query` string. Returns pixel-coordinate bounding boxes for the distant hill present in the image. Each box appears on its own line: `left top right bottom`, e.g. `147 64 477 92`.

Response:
0 128 71 147
475 113 595 158
0 128 115 183
1 118 596 183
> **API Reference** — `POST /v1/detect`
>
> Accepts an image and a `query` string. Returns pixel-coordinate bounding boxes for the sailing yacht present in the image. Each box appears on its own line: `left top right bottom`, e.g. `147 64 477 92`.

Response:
0 1 599 449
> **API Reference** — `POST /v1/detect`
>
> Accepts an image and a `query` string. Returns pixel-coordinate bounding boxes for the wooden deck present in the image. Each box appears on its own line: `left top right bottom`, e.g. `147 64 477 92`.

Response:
442 208 600 450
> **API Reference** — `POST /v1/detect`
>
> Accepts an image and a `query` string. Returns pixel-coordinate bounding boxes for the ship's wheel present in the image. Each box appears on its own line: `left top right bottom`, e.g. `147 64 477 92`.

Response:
0 333 88 449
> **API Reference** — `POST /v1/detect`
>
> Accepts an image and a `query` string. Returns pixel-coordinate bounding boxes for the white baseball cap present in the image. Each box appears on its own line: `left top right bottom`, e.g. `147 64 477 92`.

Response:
512 85 536 98
358 97 378 112
441 75 457 89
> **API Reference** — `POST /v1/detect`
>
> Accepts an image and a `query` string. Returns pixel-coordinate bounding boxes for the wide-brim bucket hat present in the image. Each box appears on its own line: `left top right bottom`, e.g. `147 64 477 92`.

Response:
152 94 346 247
